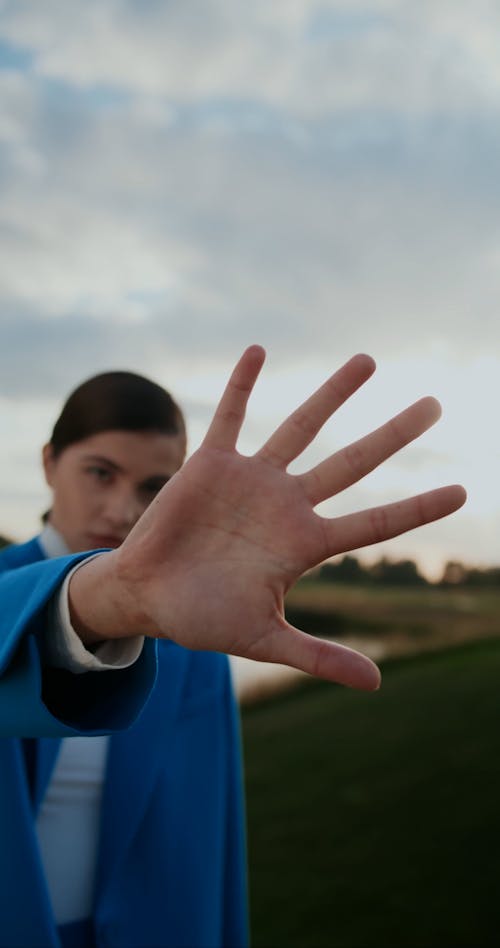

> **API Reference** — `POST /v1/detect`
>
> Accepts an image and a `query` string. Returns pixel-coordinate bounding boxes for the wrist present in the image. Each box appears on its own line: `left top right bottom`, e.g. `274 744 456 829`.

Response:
67 550 156 645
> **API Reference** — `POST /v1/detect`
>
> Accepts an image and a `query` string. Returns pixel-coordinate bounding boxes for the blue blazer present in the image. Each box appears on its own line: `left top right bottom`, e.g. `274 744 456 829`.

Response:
0 540 248 947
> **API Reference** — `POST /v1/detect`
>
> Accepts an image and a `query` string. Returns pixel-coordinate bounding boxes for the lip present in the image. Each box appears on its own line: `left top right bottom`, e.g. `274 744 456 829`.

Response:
86 534 124 549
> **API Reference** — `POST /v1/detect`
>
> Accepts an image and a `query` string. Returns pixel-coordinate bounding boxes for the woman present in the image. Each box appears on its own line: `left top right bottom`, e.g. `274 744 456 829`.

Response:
0 369 248 948
0 346 466 948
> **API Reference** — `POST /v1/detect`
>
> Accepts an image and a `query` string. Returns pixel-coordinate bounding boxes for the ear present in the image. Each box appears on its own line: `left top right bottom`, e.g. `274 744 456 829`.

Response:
42 443 57 487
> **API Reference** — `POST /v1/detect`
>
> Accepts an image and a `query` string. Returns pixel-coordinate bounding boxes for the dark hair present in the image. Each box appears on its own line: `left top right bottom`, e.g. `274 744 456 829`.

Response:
49 371 186 457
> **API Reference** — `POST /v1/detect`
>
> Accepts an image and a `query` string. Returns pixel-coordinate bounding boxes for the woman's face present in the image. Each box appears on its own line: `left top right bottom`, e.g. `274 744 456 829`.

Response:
43 429 186 553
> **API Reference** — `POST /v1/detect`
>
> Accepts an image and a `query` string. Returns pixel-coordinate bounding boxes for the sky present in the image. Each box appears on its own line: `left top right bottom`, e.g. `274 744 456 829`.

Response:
0 0 497 579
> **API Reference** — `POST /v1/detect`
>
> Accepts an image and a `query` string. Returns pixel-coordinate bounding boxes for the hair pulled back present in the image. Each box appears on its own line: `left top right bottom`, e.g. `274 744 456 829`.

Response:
49 371 185 457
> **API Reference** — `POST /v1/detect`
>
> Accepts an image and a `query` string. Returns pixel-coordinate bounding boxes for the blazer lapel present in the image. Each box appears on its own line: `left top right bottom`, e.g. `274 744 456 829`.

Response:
20 737 62 812
96 643 191 893
34 738 62 812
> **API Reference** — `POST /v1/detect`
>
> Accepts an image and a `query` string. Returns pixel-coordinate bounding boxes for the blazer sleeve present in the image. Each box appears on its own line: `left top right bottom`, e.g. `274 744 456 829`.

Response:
0 553 157 738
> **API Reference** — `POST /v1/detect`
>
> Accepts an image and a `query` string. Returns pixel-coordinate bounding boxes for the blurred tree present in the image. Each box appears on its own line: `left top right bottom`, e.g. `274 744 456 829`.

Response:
319 555 368 584
465 567 500 586
441 560 468 585
319 555 428 586
440 561 500 587
369 557 427 586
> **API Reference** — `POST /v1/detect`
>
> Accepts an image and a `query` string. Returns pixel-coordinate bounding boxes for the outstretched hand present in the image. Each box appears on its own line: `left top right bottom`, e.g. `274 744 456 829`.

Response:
71 346 466 690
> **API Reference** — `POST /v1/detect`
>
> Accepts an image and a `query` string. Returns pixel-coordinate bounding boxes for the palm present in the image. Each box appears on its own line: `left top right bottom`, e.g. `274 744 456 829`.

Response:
119 346 466 690
122 450 315 645
175 451 322 579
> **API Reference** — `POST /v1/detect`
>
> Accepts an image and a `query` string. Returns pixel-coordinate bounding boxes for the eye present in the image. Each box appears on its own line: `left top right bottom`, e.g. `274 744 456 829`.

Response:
86 465 113 484
140 477 169 498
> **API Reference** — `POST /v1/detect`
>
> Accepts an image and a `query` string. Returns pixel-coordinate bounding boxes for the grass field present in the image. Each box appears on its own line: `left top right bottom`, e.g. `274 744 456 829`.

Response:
242 637 500 947
284 582 500 654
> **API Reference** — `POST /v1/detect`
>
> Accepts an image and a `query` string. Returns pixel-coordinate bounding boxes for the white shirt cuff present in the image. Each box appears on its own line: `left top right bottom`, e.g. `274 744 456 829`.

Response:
43 556 145 675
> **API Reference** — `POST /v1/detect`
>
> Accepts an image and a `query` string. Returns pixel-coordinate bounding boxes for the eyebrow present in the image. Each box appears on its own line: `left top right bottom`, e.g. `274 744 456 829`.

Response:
82 454 170 486
82 454 124 474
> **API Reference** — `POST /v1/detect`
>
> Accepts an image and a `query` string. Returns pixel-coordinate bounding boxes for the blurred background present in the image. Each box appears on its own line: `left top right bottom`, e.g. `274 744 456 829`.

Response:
0 1 498 944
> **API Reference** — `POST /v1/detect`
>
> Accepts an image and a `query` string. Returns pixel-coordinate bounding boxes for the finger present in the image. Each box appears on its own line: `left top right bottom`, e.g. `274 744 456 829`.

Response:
324 484 467 555
249 620 381 690
256 353 376 469
298 396 442 506
203 345 266 451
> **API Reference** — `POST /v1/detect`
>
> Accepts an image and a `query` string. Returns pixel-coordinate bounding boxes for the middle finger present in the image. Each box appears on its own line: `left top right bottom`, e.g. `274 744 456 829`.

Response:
256 353 375 469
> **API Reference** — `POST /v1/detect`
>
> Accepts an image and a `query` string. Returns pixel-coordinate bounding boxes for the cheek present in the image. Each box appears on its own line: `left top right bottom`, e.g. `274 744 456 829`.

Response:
62 482 102 520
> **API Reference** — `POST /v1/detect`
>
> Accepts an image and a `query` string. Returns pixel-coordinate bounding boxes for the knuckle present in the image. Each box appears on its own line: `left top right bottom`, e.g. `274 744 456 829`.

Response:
343 442 365 475
369 507 389 543
290 409 315 438
311 638 332 679
259 445 285 467
387 415 405 446
325 376 346 401
229 378 252 395
220 407 242 426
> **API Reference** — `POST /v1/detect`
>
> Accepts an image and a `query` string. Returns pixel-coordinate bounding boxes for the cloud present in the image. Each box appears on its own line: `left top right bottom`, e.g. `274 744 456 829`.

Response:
2 0 500 117
0 87 499 395
0 1 499 381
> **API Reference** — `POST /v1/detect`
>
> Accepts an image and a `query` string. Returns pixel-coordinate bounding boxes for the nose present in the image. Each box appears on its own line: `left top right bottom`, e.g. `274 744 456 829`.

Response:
103 486 143 535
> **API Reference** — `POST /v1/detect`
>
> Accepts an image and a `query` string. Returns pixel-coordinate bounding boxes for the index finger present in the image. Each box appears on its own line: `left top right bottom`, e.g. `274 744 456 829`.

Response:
203 345 266 451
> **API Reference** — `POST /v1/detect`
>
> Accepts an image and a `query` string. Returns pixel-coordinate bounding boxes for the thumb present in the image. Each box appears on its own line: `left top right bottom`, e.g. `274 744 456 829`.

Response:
256 620 381 691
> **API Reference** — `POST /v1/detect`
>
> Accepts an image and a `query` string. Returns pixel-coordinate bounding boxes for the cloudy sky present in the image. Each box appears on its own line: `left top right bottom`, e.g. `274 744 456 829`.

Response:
0 0 497 578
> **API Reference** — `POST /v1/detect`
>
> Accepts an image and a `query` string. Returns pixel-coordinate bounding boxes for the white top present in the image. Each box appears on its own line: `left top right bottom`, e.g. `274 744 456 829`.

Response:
35 525 144 925
35 736 110 925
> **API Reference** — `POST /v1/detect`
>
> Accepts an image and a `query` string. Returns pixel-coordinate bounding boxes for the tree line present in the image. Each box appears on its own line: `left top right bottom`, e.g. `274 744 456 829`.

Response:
316 555 500 588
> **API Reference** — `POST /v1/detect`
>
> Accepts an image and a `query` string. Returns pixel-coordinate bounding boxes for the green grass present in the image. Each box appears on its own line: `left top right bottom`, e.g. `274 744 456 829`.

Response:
242 639 500 947
285 583 500 645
